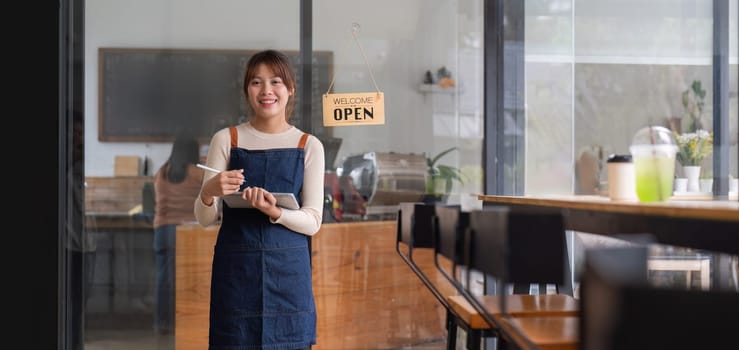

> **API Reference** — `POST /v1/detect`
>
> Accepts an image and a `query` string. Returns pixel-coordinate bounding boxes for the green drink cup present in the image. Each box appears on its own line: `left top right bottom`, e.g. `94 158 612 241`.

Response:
630 126 678 203
631 149 676 202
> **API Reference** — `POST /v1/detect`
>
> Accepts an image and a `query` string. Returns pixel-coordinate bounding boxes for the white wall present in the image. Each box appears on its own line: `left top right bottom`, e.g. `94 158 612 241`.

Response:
84 0 468 176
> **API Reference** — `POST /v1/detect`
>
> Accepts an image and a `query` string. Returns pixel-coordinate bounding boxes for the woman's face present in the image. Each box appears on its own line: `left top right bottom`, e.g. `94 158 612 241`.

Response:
246 63 293 121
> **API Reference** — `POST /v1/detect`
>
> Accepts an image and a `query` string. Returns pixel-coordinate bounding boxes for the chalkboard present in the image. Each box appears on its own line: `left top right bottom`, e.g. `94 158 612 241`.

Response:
98 48 333 142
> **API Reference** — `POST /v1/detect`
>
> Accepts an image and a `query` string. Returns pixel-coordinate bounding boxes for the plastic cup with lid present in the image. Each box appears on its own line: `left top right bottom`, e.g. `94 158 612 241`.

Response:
629 126 678 203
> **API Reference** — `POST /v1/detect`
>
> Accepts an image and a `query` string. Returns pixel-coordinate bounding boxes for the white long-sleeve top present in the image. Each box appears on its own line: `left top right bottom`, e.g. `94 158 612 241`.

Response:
194 122 325 236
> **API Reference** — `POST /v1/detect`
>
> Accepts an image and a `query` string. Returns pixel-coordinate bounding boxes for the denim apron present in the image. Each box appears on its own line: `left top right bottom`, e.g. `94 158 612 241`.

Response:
209 127 315 350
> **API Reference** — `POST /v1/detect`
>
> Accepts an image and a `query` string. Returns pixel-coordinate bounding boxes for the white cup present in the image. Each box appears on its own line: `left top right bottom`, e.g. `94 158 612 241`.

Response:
699 179 713 193
730 178 739 193
607 154 636 201
674 178 688 193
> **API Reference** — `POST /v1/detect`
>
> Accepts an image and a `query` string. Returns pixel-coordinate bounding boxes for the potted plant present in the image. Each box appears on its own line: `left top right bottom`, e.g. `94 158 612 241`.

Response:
681 80 706 132
424 147 465 202
674 129 713 192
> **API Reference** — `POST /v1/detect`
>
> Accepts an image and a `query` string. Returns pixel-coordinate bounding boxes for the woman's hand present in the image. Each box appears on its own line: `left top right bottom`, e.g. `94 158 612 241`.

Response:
242 187 282 220
200 169 244 206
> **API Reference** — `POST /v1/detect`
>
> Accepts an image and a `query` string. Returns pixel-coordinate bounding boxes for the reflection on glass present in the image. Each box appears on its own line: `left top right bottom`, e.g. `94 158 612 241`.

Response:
522 0 739 196
66 0 736 349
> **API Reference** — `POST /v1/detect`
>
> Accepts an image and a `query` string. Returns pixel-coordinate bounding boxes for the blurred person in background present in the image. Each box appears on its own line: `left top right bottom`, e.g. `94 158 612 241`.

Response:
153 134 204 339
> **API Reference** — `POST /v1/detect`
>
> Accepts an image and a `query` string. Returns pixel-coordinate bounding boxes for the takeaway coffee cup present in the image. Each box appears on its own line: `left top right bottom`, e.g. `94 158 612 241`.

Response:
607 154 636 201
629 126 678 203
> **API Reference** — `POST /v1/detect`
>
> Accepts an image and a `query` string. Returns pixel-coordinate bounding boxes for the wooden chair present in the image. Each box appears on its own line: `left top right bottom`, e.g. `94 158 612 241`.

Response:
580 246 739 350
395 202 495 350
456 206 579 350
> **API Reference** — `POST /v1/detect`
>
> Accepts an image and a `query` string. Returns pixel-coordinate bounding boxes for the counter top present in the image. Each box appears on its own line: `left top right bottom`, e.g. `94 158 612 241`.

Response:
478 194 739 222
478 194 739 255
85 212 153 229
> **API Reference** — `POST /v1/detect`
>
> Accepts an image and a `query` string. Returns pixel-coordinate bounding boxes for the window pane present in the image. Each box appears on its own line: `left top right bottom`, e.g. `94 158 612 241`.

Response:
522 0 737 195
81 1 300 349
316 0 484 219
74 1 484 349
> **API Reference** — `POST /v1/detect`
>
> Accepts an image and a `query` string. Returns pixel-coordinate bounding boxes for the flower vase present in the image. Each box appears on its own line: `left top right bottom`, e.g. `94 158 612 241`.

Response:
683 165 701 192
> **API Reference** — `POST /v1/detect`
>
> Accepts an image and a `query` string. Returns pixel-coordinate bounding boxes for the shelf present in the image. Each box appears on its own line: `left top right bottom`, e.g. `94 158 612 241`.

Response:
418 84 463 94
525 55 739 66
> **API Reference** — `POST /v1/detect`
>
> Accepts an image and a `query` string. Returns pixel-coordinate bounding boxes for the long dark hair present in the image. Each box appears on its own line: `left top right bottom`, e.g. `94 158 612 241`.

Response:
162 134 200 183
242 49 297 120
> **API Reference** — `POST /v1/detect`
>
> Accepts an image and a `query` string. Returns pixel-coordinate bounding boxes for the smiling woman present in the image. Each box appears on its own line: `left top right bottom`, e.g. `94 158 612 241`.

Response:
194 49 327 350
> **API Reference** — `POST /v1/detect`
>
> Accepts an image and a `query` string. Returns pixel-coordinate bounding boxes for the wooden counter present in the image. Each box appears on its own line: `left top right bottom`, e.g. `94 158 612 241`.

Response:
478 194 739 255
175 221 449 349
478 194 739 222
85 212 152 229
84 176 154 229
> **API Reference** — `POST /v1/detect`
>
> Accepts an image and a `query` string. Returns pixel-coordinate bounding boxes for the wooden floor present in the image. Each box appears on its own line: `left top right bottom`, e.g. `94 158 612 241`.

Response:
175 221 450 349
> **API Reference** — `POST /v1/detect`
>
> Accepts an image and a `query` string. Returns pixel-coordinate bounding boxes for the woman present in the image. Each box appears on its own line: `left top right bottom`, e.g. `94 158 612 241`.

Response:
194 49 325 350
153 134 204 337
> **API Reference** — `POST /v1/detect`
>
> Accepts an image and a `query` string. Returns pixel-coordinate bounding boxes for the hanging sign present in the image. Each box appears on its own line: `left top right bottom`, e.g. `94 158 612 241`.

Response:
322 92 385 127
322 23 385 127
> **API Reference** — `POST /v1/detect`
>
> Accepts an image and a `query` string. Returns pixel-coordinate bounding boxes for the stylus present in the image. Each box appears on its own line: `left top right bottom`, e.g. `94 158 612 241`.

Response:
196 164 221 173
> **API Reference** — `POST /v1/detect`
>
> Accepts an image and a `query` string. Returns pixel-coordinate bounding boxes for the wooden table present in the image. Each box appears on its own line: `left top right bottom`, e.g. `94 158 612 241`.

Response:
478 194 739 256
476 194 739 349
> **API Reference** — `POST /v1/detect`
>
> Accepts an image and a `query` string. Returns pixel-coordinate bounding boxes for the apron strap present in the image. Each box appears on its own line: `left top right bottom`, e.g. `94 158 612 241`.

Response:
297 133 309 149
229 126 238 148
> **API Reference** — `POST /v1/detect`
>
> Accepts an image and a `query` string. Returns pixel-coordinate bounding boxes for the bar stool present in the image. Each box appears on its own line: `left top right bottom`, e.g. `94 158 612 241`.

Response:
395 202 495 350
580 246 739 349
456 206 579 350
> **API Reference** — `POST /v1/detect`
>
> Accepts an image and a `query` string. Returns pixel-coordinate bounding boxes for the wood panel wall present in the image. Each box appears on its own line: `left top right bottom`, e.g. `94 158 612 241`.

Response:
175 221 449 349
85 176 153 213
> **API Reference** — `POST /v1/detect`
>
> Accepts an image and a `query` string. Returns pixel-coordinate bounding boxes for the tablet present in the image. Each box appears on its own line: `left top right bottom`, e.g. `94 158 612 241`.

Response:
222 192 300 210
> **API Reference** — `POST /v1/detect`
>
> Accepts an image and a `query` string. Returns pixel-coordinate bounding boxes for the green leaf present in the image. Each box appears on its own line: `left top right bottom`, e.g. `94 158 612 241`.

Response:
425 147 465 194
428 147 458 167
